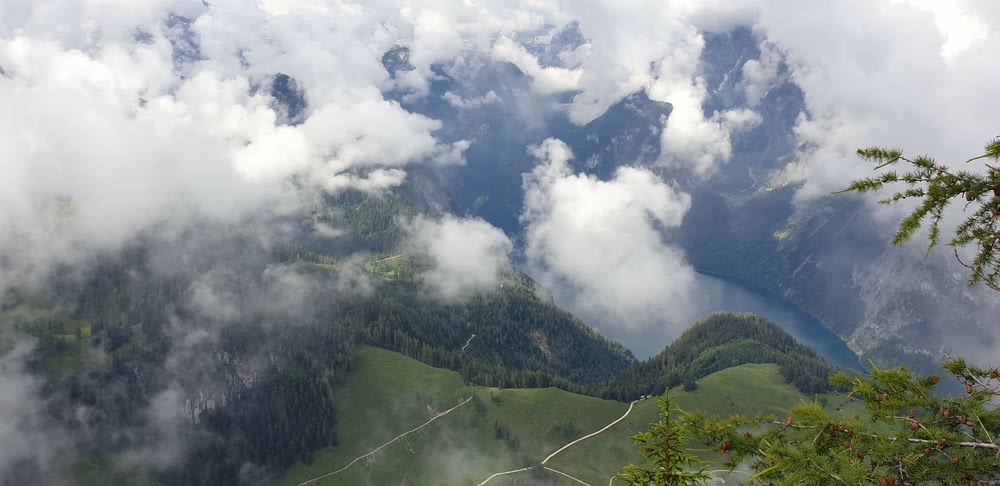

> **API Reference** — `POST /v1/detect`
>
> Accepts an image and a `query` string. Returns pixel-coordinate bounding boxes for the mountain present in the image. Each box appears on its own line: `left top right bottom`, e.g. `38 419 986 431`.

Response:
402 25 996 376
681 183 998 376
596 312 842 401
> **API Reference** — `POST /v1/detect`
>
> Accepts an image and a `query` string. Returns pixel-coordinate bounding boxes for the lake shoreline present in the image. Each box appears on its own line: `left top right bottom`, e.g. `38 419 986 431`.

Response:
693 268 864 372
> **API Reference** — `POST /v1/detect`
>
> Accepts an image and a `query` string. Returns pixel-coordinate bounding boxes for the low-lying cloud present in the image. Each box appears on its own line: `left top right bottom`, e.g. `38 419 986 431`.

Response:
404 215 513 302
521 138 697 332
0 339 69 481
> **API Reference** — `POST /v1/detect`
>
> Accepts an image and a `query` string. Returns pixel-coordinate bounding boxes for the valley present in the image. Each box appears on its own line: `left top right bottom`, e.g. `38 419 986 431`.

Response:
4 3 997 483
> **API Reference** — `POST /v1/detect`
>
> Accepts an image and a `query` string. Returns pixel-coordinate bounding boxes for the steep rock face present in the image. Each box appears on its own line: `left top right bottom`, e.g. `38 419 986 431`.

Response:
681 184 999 374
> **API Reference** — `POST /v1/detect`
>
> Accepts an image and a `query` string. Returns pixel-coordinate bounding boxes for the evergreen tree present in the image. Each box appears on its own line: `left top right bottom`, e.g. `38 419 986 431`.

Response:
615 391 710 486
682 360 999 485
835 136 1000 290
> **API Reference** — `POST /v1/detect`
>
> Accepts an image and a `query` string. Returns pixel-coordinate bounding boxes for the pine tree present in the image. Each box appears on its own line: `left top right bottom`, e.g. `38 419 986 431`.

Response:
834 136 1000 290
681 360 1000 484
615 390 710 485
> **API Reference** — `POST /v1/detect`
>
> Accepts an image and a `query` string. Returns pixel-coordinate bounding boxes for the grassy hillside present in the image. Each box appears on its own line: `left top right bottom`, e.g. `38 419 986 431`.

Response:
549 364 866 485
282 347 867 486
281 346 626 486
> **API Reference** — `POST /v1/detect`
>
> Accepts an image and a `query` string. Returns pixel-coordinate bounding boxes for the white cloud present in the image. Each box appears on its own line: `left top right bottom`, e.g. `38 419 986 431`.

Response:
1 0 997 368
743 0 1000 202
739 40 782 106
491 36 582 95
892 0 990 61
0 1 477 293
0 340 68 477
442 89 501 109
521 139 697 331
405 215 513 302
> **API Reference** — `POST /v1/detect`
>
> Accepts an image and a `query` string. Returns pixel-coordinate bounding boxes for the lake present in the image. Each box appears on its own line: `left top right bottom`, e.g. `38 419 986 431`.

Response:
601 271 863 371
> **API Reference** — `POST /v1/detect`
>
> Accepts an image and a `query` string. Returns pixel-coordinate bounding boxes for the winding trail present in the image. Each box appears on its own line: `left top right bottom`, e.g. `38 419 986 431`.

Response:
475 467 533 486
295 396 472 486
541 400 637 464
366 254 404 265
477 399 639 485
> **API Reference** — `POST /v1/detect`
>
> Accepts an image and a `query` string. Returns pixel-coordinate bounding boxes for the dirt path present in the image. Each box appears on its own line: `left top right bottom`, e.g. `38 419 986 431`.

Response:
477 399 638 486
541 400 637 464
461 334 477 352
366 254 404 265
295 396 472 486
475 467 533 486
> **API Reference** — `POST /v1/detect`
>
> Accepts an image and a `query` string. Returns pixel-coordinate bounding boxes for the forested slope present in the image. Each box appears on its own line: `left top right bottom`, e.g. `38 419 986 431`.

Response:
2 192 633 485
595 312 841 400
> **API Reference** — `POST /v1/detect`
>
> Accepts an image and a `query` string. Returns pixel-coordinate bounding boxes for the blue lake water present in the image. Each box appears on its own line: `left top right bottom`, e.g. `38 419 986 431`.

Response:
603 271 863 371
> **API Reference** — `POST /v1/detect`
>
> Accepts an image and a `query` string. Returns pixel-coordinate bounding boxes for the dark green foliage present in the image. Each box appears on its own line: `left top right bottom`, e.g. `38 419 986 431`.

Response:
11 224 635 485
357 278 633 390
683 360 1000 485
837 137 1000 291
302 190 418 256
616 391 710 486
597 312 841 400
168 365 341 485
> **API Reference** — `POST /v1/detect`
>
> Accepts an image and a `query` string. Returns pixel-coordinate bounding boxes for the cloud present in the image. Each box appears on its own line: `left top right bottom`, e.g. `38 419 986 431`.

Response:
659 103 762 176
0 339 69 480
0 1 779 286
492 36 582 95
0 1 474 296
520 138 697 332
442 90 501 109
738 40 783 107
741 0 1000 202
404 215 513 302
0 1 997 480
